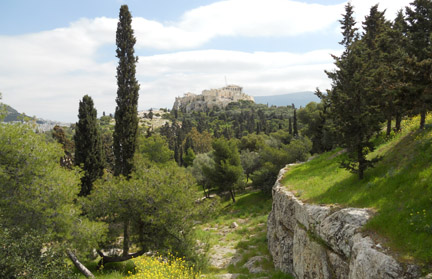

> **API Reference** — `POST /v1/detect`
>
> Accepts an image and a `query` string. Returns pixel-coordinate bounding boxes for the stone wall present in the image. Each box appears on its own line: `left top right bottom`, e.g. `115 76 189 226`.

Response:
267 166 425 279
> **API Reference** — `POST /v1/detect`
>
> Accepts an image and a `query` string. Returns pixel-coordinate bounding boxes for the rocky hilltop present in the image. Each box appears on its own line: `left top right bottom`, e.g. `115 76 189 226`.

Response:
172 85 254 113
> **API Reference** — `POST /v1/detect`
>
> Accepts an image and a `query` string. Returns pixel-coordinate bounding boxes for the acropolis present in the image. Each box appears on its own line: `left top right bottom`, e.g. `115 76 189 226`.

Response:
172 85 255 113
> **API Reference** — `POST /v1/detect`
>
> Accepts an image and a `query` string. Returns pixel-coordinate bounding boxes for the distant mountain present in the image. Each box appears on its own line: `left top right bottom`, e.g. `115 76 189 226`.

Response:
254 91 320 108
1 104 68 131
3 105 22 122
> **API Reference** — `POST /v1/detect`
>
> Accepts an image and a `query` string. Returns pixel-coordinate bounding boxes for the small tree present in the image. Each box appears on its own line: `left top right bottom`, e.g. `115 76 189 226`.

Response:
204 138 243 202
240 149 260 182
74 95 105 196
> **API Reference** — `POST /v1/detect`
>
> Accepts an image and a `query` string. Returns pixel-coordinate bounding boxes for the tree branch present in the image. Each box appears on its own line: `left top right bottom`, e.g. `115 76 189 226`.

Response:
66 249 94 278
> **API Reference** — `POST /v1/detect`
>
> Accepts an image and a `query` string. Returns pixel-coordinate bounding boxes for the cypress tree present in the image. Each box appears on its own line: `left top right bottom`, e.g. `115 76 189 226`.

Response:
113 4 139 258
339 2 358 48
405 0 432 129
74 95 104 196
113 5 140 177
325 4 384 179
293 108 298 136
288 117 293 135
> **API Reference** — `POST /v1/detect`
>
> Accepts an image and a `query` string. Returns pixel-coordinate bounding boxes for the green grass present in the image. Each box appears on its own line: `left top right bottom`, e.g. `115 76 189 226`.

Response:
197 191 293 279
282 114 432 265
72 259 135 279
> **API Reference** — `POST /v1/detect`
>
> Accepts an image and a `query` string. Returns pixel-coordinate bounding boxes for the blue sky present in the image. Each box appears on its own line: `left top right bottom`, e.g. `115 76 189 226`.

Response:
0 0 412 122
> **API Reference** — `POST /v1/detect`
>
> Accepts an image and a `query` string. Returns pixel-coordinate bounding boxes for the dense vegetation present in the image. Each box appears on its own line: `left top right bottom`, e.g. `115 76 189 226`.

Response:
0 0 431 278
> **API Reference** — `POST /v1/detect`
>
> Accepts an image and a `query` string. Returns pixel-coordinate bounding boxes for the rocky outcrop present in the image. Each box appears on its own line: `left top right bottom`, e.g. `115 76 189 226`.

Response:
172 85 254 113
267 166 424 279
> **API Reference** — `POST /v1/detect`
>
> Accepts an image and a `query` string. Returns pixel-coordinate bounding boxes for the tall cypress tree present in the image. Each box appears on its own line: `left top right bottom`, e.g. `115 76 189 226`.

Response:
325 4 384 179
113 5 140 177
74 95 104 196
339 2 358 48
113 5 139 257
293 108 298 136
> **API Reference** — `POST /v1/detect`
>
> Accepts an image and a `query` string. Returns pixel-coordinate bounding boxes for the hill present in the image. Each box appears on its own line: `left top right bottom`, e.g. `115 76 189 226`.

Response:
254 91 319 108
1 104 67 131
281 114 432 267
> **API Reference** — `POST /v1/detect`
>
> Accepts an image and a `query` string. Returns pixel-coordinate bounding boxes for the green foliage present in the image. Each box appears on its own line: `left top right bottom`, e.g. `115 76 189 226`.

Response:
324 4 388 179
251 136 312 193
84 160 202 260
74 95 105 196
113 4 140 177
0 226 77 279
240 149 260 182
297 102 330 153
189 153 215 197
183 147 196 167
405 0 432 128
0 123 106 276
137 134 174 164
52 124 75 168
282 114 432 263
204 138 243 202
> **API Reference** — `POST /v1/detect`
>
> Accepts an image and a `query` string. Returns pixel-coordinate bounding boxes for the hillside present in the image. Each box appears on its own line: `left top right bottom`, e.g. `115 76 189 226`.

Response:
254 92 319 108
281 114 432 268
1 104 67 132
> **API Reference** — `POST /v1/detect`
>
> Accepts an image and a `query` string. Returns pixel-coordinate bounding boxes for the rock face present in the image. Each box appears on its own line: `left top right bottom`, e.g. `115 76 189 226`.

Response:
267 166 422 279
172 85 254 113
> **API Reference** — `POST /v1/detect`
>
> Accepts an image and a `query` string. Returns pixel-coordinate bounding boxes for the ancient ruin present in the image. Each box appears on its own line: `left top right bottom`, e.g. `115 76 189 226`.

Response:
172 85 254 112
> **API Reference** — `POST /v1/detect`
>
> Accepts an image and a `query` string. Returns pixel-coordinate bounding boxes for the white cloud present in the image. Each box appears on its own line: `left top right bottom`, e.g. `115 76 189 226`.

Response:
0 0 413 122
350 0 411 26
136 49 339 111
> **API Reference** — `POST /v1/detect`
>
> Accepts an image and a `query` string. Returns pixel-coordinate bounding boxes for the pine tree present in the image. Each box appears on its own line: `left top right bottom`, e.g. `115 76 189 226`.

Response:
405 0 432 129
113 5 140 177
339 2 358 48
325 4 384 179
74 95 104 196
374 10 409 135
204 138 243 203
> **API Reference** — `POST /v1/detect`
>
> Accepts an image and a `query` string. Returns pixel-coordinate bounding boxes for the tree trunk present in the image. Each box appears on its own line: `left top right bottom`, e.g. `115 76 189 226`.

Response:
386 116 392 137
123 219 129 257
357 145 364 180
420 110 426 129
97 249 146 269
395 113 402 132
229 189 236 203
66 249 95 278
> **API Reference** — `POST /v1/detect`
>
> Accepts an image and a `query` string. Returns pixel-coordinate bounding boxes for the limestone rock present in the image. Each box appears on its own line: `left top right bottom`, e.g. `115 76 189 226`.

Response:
348 234 402 279
230 222 239 229
267 165 424 279
244 256 268 274
293 224 332 279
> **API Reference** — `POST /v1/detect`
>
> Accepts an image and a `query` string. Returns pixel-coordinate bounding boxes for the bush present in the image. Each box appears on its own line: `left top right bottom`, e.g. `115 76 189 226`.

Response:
129 253 200 279
0 226 77 279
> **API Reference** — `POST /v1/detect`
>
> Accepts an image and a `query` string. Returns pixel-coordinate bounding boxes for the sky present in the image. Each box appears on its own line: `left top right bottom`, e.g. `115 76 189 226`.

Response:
0 0 413 123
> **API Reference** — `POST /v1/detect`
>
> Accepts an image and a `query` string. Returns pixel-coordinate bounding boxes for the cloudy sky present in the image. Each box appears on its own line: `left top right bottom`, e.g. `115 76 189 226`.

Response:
0 0 412 123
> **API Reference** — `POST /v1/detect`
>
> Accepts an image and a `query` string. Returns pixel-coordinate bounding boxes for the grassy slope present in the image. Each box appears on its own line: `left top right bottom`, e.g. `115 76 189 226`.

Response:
197 191 293 279
282 114 432 265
